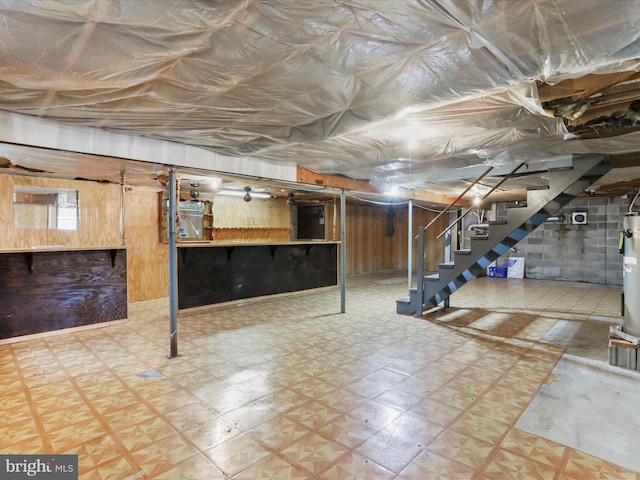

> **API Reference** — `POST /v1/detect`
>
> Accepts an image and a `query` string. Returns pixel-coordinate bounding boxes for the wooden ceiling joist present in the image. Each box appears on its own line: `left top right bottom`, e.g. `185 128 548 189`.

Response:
296 167 470 206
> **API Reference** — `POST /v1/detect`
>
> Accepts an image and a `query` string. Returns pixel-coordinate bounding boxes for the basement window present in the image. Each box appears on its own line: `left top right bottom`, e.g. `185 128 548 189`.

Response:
13 186 79 230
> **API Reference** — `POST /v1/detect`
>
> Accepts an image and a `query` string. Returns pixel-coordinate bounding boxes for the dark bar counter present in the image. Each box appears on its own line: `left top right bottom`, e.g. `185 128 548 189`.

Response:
177 242 338 309
0 247 127 340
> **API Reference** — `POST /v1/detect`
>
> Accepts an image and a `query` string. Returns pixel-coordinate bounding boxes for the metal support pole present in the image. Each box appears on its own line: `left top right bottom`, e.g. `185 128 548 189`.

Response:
444 226 451 309
119 170 126 246
408 200 413 289
416 227 425 318
168 168 179 358
340 190 346 313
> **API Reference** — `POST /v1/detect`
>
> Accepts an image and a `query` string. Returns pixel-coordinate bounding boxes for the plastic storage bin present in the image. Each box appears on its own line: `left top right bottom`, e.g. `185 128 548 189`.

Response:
488 266 507 278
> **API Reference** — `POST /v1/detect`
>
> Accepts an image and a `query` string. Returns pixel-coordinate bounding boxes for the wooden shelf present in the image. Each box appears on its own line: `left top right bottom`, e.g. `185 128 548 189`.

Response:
214 226 291 230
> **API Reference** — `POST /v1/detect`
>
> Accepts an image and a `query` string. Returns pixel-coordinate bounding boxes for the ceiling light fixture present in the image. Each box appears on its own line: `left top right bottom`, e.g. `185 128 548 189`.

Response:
217 188 272 199
385 185 399 196
189 182 200 199
403 122 422 149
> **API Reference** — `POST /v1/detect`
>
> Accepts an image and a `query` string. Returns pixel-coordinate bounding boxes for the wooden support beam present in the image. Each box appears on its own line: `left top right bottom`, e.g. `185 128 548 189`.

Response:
538 71 640 103
296 167 470 206
610 153 640 169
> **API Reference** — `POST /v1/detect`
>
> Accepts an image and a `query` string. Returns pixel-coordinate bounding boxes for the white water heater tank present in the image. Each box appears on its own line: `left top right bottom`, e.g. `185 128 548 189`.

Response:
623 212 640 337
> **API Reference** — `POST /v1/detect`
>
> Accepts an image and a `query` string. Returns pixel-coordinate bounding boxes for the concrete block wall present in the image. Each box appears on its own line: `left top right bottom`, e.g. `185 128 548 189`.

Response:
493 196 629 286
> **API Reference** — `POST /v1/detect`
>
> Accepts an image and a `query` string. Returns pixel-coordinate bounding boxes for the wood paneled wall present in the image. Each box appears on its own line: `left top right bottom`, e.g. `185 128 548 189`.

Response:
125 187 168 301
212 195 292 243
0 174 121 249
1 172 448 301
340 201 446 275
214 195 291 227
393 206 448 272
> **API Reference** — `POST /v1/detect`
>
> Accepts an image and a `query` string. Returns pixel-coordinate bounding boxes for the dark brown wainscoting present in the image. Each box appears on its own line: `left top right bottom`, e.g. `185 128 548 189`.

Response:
0 249 127 339
177 243 337 309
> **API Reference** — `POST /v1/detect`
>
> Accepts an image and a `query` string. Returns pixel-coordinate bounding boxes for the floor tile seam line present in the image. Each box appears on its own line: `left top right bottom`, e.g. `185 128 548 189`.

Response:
384 440 427 476
480 349 568 474
259 451 314 478
213 444 284 479
466 443 501 477
85 328 245 405
63 362 150 474
426 343 521 401
47 340 109 380
470 410 537 476
427 319 535 352
314 414 382 452
10 346 55 452
433 405 506 449
240 424 307 454
89 327 165 364
309 448 390 479
554 446 575 479
459 327 568 361
421 342 554 453
72 337 216 465
407 403 469 454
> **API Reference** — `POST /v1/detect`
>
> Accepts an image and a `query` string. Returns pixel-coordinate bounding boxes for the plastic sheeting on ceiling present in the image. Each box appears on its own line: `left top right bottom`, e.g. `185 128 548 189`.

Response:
0 0 638 191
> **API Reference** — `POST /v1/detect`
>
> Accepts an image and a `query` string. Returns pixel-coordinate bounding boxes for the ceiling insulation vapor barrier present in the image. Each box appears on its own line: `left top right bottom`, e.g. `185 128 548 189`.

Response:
0 1 638 197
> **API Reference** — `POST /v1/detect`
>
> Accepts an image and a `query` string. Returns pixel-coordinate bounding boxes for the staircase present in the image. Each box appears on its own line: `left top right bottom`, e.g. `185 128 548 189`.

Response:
396 155 612 316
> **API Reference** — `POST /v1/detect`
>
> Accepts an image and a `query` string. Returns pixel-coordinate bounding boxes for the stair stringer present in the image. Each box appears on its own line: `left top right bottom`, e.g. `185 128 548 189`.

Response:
408 155 612 313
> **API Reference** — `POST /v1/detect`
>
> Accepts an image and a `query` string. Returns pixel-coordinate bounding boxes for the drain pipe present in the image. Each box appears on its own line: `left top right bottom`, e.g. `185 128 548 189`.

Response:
168 168 179 358
340 190 346 313
408 200 413 289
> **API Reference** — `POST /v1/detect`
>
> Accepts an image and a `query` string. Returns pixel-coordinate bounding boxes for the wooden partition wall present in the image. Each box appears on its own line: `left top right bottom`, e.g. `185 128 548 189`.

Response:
1 173 449 305
0 174 121 249
0 176 167 303
0 174 128 340
125 187 169 301
212 195 292 243
338 201 447 275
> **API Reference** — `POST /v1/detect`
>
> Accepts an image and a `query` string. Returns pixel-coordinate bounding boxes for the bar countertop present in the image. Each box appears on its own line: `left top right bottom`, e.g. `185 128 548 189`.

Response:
176 240 340 248
0 245 126 253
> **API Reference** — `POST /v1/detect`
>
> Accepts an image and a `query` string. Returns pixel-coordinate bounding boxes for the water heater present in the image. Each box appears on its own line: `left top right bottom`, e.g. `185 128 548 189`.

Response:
622 212 640 337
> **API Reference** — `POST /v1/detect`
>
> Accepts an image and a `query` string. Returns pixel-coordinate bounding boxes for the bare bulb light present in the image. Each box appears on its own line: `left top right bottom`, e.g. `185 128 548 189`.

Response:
189 182 200 199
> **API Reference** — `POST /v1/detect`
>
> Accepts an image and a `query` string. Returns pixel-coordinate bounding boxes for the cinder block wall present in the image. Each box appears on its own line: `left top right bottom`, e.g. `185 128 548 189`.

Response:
494 196 630 285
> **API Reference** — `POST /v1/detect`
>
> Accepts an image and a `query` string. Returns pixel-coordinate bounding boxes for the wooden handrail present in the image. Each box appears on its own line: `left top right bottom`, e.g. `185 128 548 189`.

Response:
421 166 494 234
436 162 526 239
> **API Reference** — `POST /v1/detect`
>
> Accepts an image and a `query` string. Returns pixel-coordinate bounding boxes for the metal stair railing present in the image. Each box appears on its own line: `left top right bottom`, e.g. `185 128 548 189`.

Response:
414 166 494 316
400 155 612 316
436 163 526 240
421 166 494 234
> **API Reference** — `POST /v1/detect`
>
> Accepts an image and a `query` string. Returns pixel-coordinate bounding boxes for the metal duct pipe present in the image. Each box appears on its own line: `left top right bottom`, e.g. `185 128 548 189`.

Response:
467 223 489 231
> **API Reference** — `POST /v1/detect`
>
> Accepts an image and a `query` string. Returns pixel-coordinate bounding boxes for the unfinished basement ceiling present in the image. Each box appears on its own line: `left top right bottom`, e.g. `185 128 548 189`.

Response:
0 0 639 198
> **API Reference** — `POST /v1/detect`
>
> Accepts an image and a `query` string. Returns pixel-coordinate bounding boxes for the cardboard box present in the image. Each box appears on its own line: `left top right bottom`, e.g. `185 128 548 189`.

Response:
507 257 525 278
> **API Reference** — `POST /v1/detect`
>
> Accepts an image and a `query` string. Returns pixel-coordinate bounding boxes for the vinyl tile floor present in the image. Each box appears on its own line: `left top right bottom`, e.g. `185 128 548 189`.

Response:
1 272 637 479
